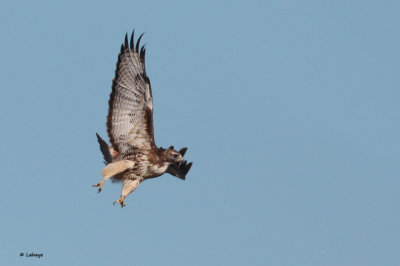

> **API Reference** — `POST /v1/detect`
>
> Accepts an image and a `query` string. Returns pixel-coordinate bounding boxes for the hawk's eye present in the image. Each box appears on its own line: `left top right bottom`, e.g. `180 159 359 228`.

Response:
174 154 179 158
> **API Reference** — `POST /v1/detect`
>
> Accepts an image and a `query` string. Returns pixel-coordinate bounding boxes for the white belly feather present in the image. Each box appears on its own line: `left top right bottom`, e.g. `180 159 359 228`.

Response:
145 162 169 178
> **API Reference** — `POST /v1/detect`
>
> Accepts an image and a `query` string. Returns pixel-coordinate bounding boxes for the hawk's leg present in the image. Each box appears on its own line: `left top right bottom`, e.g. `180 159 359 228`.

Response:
93 160 135 193
113 179 141 207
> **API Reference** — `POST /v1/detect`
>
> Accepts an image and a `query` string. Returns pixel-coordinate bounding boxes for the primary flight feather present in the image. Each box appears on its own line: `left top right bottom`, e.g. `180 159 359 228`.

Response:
94 31 192 207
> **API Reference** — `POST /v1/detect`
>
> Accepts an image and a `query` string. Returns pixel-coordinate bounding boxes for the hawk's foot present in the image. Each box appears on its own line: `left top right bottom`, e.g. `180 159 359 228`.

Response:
93 180 105 193
113 197 126 208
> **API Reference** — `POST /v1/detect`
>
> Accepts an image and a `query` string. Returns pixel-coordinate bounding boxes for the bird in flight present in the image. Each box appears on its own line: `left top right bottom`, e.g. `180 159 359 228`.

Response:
94 31 192 207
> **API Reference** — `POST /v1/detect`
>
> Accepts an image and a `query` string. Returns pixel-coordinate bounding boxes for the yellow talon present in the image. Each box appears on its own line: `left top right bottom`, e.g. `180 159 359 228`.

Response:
93 180 105 193
113 197 126 207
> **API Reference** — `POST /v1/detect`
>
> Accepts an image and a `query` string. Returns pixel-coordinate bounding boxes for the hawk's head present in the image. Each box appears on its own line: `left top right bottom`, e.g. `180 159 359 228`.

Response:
165 147 184 163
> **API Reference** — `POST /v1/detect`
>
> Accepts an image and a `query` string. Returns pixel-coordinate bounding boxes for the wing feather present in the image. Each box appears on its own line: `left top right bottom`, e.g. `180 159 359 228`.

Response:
107 32 154 154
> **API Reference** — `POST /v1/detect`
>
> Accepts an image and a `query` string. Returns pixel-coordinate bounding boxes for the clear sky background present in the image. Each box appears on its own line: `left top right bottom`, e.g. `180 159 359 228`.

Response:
0 0 399 265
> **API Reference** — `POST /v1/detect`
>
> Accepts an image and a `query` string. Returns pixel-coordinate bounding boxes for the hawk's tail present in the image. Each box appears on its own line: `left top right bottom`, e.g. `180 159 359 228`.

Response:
96 133 113 165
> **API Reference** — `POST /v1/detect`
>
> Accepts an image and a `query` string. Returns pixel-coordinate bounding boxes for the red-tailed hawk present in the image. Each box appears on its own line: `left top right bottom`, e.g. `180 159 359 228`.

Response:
94 31 192 207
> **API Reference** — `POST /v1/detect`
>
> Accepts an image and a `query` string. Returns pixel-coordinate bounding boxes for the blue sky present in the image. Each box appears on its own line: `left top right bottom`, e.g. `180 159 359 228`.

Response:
1 0 399 265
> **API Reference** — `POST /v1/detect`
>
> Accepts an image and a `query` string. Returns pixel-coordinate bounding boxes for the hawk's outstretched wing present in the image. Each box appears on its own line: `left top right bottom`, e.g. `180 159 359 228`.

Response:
166 160 193 180
107 32 154 154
